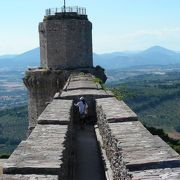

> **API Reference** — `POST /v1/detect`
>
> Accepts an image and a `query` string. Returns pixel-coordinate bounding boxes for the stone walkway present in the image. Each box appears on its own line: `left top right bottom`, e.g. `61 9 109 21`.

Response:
75 125 106 180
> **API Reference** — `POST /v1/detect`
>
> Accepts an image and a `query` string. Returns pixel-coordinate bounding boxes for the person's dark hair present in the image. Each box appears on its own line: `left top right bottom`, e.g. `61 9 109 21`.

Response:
82 99 86 104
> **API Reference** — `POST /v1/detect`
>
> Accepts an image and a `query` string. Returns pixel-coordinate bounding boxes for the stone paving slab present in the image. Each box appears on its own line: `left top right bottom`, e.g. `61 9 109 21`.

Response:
70 74 94 81
63 74 96 91
108 122 180 170
38 99 72 125
110 121 153 137
64 80 102 90
117 136 169 149
0 175 58 180
3 125 68 175
131 167 180 180
58 89 114 99
96 97 138 122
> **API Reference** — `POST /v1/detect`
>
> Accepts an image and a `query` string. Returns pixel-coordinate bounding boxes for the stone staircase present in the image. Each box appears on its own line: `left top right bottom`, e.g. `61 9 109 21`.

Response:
1 74 180 179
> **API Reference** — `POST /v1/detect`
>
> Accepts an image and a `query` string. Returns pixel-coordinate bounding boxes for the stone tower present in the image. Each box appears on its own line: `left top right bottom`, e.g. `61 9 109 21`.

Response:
39 7 93 69
23 6 106 134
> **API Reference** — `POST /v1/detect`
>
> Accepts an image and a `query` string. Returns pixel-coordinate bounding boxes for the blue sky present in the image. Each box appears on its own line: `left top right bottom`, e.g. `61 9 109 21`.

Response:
0 0 180 55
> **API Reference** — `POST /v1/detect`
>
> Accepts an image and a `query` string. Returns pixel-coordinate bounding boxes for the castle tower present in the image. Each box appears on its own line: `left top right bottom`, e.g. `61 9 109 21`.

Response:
39 7 93 69
23 6 106 135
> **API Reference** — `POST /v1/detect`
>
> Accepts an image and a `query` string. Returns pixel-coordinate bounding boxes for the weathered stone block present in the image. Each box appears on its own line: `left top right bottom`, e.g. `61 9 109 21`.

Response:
3 125 70 177
60 89 113 100
0 175 58 180
131 167 180 180
96 97 138 123
38 99 73 125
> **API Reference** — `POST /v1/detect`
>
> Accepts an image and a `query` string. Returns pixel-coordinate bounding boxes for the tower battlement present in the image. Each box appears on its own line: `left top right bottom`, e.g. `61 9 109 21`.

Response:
45 6 87 20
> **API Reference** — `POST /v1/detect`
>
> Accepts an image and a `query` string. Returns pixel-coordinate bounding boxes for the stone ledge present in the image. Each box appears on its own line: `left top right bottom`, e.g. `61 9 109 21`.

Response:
109 122 180 170
3 125 69 176
131 167 180 180
57 89 114 100
0 174 58 180
96 97 138 122
96 101 180 179
38 99 73 125
94 125 113 180
63 80 102 90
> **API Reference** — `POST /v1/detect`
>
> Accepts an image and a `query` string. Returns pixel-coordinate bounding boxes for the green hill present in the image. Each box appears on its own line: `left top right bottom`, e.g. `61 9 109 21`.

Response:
0 106 28 155
108 72 180 134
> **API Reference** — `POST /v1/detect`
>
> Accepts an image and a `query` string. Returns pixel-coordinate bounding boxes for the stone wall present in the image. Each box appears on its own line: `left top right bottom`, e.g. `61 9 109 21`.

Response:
96 97 180 180
39 15 93 69
96 103 132 180
23 69 70 132
3 99 74 180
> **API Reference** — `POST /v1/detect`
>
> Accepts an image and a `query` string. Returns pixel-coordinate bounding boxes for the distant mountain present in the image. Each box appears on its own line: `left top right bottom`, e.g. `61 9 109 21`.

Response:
142 46 175 55
0 46 180 71
94 46 180 69
0 55 17 59
0 48 40 71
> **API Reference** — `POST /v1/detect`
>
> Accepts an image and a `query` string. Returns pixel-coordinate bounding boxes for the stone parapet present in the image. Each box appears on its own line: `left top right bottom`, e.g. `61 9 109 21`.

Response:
0 175 58 180
3 125 68 176
38 99 73 125
96 104 132 180
96 97 180 180
3 96 74 179
131 168 180 179
96 97 138 123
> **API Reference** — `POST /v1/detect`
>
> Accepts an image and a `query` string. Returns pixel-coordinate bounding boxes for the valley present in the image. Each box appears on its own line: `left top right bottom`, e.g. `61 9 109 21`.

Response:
107 70 180 139
0 71 28 155
0 71 27 110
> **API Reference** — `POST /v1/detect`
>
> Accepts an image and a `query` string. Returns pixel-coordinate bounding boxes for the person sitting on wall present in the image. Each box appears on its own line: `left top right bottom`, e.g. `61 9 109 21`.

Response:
74 96 88 129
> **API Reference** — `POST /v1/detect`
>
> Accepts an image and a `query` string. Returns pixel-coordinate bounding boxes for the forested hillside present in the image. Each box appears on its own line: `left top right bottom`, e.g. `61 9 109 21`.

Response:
108 72 180 136
0 106 28 156
0 71 28 156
